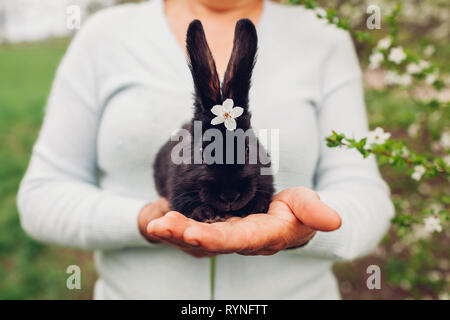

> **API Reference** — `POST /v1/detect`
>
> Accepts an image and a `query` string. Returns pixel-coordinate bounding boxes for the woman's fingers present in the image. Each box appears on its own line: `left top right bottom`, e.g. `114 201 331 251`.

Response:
273 187 341 231
183 213 305 253
147 211 221 257
146 211 221 249
145 189 338 257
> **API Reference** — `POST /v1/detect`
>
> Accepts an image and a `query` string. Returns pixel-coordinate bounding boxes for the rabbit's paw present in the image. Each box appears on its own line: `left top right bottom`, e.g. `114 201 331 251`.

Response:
190 205 216 222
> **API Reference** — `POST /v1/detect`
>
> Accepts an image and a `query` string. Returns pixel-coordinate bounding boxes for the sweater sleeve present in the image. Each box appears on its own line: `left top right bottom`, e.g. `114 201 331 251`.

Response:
17 14 151 250
297 31 394 260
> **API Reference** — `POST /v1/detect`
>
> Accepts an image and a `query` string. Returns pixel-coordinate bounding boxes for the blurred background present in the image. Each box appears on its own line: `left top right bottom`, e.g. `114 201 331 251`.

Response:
0 0 448 299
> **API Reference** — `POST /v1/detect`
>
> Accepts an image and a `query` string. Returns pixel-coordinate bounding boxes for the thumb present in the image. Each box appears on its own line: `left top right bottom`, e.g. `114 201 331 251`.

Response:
274 187 341 231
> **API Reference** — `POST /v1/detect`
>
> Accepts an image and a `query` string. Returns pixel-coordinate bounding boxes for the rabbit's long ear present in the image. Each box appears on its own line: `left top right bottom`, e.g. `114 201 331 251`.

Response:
222 19 258 109
186 20 221 114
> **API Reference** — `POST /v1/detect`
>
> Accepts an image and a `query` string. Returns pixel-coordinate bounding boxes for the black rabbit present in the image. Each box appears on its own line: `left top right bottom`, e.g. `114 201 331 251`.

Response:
153 19 274 222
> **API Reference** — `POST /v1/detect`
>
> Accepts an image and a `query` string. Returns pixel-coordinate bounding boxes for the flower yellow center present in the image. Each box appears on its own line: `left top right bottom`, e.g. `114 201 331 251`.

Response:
223 112 230 118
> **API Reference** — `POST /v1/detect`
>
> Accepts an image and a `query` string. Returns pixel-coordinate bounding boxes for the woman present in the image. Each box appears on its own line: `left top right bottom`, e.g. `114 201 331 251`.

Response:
17 0 394 299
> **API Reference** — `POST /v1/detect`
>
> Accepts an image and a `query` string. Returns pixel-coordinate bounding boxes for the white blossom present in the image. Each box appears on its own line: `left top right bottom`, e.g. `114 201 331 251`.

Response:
437 90 450 103
369 52 384 69
411 165 426 181
412 224 431 240
440 130 450 149
384 71 411 86
418 60 430 70
388 46 407 64
367 127 391 146
423 216 442 233
376 36 392 50
398 74 412 86
431 141 441 152
385 71 400 85
406 63 422 74
402 146 410 158
210 99 243 131
407 123 420 137
399 280 411 291
444 75 450 87
426 72 438 85
443 155 450 166
427 271 442 282
423 44 435 57
424 216 442 233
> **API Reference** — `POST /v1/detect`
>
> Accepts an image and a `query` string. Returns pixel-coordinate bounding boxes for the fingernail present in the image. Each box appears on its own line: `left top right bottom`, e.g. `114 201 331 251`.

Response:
186 239 200 246
161 230 173 238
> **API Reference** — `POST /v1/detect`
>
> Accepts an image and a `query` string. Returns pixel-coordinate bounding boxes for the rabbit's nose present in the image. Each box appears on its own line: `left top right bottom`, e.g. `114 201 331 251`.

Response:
220 192 240 203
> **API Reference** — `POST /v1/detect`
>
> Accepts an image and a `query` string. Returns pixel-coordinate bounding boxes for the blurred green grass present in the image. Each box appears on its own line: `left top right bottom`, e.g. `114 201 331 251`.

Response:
0 40 95 299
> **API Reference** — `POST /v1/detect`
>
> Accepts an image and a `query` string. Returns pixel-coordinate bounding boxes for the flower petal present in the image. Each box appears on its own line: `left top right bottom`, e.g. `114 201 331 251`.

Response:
230 106 244 118
224 117 236 131
211 105 224 116
222 99 234 112
211 116 225 125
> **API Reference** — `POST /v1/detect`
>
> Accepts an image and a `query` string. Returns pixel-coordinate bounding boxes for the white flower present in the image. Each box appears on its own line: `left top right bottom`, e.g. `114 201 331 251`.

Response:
423 44 435 57
401 147 410 158
385 71 400 85
399 280 411 291
412 224 431 240
384 71 410 86
418 60 430 70
369 52 384 69
440 131 450 149
426 72 438 85
210 98 243 131
367 127 391 146
411 165 426 181
427 271 442 282
388 46 407 64
437 90 450 103
423 216 442 233
398 74 412 87
406 63 422 74
407 123 420 137
377 36 392 50
443 155 450 166
444 75 450 87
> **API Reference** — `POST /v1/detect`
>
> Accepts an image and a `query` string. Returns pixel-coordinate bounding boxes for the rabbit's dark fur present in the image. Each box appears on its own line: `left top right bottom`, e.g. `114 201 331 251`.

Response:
153 19 274 222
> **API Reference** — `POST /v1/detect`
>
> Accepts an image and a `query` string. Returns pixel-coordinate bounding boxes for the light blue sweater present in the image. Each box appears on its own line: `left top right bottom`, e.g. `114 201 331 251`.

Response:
17 0 394 299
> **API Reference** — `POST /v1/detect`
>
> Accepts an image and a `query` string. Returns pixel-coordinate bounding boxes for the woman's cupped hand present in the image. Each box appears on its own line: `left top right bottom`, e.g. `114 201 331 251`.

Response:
139 187 341 258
